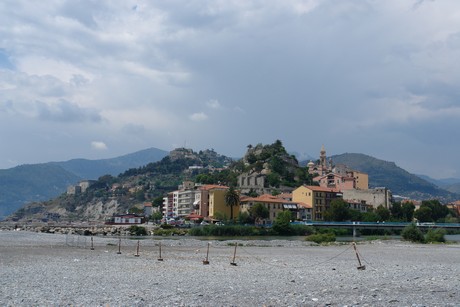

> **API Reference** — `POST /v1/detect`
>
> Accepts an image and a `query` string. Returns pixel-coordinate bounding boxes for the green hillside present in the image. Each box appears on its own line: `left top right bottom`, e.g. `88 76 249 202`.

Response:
0 164 81 219
0 147 168 220
331 153 459 201
53 147 168 179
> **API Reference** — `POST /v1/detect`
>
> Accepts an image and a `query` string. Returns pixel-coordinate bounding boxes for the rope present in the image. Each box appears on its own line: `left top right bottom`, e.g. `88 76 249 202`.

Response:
239 244 354 269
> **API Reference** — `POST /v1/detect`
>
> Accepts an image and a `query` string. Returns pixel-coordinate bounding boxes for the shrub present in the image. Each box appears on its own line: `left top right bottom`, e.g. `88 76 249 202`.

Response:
305 232 336 244
128 225 147 236
401 224 425 243
425 228 446 243
153 228 186 236
160 224 174 229
291 225 315 236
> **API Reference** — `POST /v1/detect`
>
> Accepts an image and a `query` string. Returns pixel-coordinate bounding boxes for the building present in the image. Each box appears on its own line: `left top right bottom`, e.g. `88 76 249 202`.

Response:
105 214 145 225
67 180 97 195
194 184 229 218
239 194 307 223
333 165 369 190
292 185 342 221
78 180 97 193
447 201 460 217
237 172 270 195
314 173 356 190
143 202 153 217
162 192 175 218
208 187 238 221
343 199 372 213
307 145 333 176
342 187 393 209
177 188 199 218
67 185 82 195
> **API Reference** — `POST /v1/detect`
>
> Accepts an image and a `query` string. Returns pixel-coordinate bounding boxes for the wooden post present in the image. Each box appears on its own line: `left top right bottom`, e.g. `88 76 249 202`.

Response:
203 243 210 265
135 240 140 257
158 242 163 261
230 244 238 266
352 242 365 270
90 236 94 250
117 237 122 254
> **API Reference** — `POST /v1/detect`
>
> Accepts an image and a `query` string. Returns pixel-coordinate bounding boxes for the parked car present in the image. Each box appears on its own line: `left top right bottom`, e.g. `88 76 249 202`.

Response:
215 221 225 226
200 221 210 226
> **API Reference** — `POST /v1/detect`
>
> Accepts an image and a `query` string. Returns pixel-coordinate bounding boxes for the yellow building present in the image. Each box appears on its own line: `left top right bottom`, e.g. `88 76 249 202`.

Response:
208 187 239 221
349 170 368 190
292 185 341 221
240 194 312 223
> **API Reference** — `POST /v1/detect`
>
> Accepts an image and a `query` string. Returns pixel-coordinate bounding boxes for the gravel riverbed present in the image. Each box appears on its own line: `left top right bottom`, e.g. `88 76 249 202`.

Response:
1 231 459 306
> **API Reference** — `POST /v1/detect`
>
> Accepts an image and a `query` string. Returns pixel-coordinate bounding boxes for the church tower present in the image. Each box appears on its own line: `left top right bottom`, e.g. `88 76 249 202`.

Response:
319 144 327 174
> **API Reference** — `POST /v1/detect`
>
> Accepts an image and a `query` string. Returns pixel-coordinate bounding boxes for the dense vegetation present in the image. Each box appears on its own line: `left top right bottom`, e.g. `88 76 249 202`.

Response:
331 153 459 202
7 141 460 225
322 199 458 224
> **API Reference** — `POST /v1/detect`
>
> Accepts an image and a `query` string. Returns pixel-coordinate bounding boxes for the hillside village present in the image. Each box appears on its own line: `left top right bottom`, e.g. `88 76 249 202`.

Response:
10 141 459 226
160 145 392 224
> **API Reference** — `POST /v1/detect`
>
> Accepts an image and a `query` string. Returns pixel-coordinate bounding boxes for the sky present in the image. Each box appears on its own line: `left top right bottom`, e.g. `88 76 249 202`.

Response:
1 0 460 179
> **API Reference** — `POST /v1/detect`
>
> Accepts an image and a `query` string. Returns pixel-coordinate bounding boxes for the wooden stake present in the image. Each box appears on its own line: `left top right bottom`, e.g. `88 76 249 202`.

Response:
90 236 94 250
117 237 121 254
352 242 366 270
158 242 163 261
203 243 210 265
230 244 238 266
135 240 140 257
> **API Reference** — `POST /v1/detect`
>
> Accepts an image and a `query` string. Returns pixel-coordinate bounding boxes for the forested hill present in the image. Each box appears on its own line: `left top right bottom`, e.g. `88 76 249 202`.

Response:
52 147 168 179
0 164 80 220
0 147 168 220
330 153 459 201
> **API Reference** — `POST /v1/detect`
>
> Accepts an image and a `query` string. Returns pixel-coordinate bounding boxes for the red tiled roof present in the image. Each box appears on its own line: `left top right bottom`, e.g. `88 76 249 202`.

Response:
240 194 297 204
199 184 229 191
301 185 340 193
296 201 312 209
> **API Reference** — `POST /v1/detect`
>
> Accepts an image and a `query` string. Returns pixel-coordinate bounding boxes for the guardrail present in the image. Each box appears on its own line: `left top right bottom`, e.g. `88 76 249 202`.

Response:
292 221 460 230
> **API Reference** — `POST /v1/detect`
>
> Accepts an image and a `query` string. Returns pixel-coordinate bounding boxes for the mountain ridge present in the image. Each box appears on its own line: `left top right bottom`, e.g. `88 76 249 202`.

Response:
0 147 168 219
328 153 459 201
3 146 460 221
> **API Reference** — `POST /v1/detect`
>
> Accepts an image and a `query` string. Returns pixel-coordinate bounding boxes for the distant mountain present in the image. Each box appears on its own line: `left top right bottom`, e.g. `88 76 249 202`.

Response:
52 147 168 179
416 175 460 195
0 147 168 220
0 164 80 220
9 148 234 222
329 153 459 201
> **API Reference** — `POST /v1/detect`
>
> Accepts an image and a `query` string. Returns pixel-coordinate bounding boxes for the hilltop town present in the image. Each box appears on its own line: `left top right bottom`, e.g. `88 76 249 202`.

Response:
7 141 460 225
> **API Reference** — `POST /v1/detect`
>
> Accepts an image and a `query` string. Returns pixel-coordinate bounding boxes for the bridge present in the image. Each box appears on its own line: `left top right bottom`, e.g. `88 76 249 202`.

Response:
295 221 460 231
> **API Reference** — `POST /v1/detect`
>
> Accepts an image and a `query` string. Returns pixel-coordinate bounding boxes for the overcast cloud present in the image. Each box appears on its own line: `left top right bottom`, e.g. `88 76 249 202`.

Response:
1 0 460 179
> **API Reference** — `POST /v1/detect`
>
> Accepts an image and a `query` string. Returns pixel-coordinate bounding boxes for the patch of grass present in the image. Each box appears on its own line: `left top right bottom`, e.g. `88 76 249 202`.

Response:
425 228 446 243
305 232 336 244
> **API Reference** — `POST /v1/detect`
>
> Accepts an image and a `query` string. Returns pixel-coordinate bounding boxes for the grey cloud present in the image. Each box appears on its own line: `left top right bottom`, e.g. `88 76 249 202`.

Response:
36 100 102 123
122 123 146 135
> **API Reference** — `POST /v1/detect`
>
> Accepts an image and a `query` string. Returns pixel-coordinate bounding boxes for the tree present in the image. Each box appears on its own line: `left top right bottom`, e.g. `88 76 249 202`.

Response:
128 206 143 215
401 202 415 222
390 202 403 220
224 186 239 221
151 211 163 223
414 206 433 222
361 211 379 222
420 200 449 222
249 203 269 224
272 210 294 235
152 196 164 207
401 224 424 243
237 211 253 224
376 205 390 221
323 199 350 221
